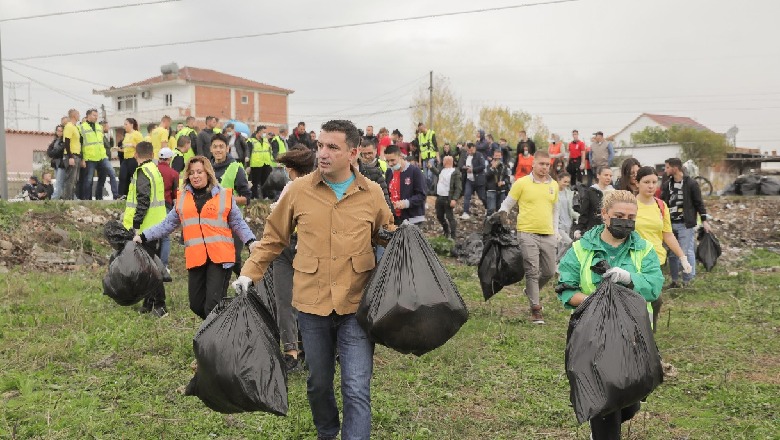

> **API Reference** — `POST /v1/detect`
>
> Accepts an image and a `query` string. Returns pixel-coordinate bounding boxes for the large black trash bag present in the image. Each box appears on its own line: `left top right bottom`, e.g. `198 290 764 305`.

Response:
736 174 761 196
451 233 483 266
262 168 289 194
102 241 163 306
478 223 524 300
357 224 469 356
565 261 663 424
696 229 722 272
759 176 780 195
185 272 287 415
104 220 134 252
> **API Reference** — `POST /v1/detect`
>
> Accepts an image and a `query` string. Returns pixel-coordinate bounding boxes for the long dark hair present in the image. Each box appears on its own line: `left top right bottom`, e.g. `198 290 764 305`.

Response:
125 117 139 131
617 157 641 192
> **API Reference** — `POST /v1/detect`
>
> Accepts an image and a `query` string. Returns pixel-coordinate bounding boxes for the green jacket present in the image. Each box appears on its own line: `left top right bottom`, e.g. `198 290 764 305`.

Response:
557 224 664 310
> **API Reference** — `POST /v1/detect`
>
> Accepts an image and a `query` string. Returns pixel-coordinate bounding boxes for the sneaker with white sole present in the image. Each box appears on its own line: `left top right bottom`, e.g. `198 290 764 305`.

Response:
530 305 545 324
151 306 169 318
460 212 471 220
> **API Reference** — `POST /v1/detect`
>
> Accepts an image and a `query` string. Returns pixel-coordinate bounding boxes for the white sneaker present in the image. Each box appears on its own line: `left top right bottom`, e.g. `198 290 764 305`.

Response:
460 213 471 220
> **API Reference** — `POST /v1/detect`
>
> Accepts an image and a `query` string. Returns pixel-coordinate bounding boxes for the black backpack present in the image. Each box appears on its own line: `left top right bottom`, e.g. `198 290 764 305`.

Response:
572 184 586 214
47 138 65 160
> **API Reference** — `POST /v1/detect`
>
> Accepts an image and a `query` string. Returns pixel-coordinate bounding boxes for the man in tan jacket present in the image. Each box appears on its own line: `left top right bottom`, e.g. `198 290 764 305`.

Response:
234 119 394 440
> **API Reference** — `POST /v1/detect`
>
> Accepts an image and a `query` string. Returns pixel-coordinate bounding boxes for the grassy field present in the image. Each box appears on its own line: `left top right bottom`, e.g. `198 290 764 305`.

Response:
1 218 778 439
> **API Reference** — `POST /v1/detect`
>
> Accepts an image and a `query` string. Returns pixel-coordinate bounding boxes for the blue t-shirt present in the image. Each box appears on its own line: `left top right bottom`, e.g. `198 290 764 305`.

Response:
324 173 355 201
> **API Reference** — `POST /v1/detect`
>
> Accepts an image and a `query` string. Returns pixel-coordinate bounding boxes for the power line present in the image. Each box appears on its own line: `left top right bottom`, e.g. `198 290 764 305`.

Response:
4 0 582 61
7 60 110 87
0 0 183 23
2 65 98 107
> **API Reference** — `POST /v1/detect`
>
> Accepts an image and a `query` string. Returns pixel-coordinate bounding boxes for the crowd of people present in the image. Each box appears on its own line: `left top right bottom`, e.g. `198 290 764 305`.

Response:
30 108 715 439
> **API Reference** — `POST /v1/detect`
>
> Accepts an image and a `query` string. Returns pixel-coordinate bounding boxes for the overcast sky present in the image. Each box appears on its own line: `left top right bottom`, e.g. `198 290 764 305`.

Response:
1 0 778 152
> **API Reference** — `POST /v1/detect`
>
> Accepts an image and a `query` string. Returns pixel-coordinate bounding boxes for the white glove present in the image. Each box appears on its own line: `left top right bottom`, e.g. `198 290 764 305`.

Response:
603 267 632 285
249 241 261 252
573 230 582 240
232 275 253 295
681 259 693 274
132 234 143 244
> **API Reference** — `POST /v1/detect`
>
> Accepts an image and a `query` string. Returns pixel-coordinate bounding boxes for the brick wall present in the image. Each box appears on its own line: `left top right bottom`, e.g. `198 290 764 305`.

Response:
233 89 255 123
259 93 288 128
194 86 231 120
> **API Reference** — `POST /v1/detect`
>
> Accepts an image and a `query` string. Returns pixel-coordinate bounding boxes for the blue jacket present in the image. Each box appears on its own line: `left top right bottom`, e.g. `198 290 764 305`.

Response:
141 184 256 268
385 162 427 222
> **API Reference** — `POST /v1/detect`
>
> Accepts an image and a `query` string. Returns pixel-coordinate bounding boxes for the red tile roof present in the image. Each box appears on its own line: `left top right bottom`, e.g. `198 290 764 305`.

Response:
5 129 55 136
642 113 711 131
100 66 293 94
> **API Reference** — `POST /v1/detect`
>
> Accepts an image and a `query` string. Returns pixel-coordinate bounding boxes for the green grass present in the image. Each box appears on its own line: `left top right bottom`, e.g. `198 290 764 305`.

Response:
1 242 778 439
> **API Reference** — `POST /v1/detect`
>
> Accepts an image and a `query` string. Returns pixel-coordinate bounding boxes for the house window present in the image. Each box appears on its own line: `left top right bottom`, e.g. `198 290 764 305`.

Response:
164 94 173 106
116 94 137 112
241 95 249 104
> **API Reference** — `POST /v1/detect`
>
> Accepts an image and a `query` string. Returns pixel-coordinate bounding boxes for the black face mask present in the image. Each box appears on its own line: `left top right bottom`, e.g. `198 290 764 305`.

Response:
607 218 635 239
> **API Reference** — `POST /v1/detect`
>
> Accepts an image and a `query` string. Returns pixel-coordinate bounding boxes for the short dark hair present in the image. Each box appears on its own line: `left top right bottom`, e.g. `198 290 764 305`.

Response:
635 166 657 183
665 158 683 169
467 142 475 149
86 108 98 117
147 123 157 132
211 133 229 145
177 136 191 148
297 121 306 128
205 116 216 123
321 120 360 149
360 137 377 148
572 129 579 134
185 116 195 123
557 171 571 180
136 141 154 158
255 125 266 134
383 145 401 156
224 123 235 130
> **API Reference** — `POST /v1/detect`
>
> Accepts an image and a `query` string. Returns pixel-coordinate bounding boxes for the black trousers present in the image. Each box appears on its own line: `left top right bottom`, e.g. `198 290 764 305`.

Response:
188 260 232 320
435 195 457 239
567 157 582 184
590 402 641 440
141 240 166 308
250 165 272 199
232 233 243 277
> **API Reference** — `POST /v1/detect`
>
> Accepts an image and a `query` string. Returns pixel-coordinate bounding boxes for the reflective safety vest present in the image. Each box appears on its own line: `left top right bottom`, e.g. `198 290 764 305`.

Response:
218 162 241 190
377 158 388 173
176 187 235 269
123 161 167 233
248 137 272 167
176 127 195 141
417 129 437 160
213 128 222 134
571 239 656 325
272 135 287 166
80 122 106 162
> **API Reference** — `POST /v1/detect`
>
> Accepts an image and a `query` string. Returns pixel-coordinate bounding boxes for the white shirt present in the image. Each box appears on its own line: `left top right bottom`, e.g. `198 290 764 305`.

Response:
466 155 474 181
437 168 455 196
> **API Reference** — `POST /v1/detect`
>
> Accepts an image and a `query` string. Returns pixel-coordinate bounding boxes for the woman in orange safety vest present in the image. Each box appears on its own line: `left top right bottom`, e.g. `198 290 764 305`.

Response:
134 156 256 319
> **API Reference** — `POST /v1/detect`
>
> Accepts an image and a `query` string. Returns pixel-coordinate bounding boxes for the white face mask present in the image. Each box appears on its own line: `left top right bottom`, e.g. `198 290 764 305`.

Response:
261 133 267 138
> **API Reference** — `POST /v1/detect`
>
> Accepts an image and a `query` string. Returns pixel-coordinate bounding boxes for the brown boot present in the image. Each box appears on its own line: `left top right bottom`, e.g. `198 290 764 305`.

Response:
530 305 545 325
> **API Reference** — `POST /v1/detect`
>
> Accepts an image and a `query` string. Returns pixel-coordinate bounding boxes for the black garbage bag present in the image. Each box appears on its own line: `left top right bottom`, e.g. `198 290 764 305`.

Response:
357 224 469 356
696 230 722 272
736 174 761 196
759 176 780 195
478 224 524 301
451 233 483 266
102 241 163 306
185 273 287 415
565 261 663 424
722 183 738 196
262 167 289 194
104 220 134 252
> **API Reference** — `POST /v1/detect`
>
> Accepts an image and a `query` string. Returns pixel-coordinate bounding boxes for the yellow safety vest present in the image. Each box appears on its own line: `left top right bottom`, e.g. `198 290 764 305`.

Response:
272 135 287 166
123 161 167 233
176 127 195 141
571 240 655 325
248 137 272 167
80 122 106 162
417 129 437 160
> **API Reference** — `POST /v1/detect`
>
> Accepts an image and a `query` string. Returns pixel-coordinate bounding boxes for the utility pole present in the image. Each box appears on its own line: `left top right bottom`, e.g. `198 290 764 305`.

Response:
4 81 26 129
428 70 433 130
100 104 107 122
0 23 8 200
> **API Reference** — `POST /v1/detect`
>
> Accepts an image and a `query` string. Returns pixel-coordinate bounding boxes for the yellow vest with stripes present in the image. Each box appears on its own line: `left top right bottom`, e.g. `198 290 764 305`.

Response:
123 161 167 233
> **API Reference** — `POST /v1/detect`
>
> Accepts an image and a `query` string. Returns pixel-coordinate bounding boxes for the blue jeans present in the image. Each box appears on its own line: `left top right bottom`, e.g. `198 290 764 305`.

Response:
159 203 173 267
298 312 374 440
422 158 436 191
52 167 66 200
462 180 486 215
669 222 696 283
95 158 118 199
485 190 507 216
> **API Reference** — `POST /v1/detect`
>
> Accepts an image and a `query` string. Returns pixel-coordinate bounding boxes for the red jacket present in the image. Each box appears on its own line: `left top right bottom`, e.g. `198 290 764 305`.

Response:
157 161 179 205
